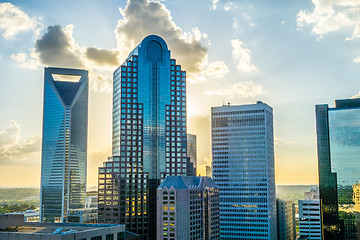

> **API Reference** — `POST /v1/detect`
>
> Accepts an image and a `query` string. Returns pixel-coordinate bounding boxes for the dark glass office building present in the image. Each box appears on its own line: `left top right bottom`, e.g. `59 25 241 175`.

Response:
98 35 187 239
40 67 88 222
316 98 360 239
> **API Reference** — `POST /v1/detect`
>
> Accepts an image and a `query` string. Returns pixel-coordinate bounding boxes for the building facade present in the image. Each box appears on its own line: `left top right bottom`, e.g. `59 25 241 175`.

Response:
316 98 360 239
156 176 220 240
0 214 138 240
276 199 296 240
187 134 197 176
211 102 277 239
40 67 88 223
298 200 322 240
98 35 187 239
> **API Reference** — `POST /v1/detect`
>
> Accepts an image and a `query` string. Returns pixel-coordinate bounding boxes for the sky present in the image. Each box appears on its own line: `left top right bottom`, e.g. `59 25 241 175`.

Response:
1 0 360 187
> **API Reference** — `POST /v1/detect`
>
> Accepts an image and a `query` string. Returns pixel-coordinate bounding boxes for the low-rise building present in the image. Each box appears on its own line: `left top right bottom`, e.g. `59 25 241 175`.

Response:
298 200 321 240
157 176 220 240
0 214 138 240
67 208 97 223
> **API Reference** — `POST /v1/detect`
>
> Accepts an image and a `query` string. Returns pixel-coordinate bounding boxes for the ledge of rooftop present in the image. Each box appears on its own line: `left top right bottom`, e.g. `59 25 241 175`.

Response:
0 220 125 234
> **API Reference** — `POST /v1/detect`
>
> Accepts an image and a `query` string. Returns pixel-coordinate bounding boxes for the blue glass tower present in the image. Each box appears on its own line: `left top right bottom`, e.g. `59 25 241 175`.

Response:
99 35 187 239
212 102 277 239
40 67 88 223
316 98 360 239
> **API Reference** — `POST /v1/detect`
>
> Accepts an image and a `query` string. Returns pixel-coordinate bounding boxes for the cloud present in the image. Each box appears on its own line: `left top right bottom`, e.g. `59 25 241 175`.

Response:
86 47 120 67
231 39 258 72
223 2 255 28
34 25 84 68
10 52 40 70
115 0 226 82
205 81 263 98
297 0 360 40
353 56 360 63
12 24 119 92
0 2 43 39
210 0 220 10
187 59 229 83
0 121 41 166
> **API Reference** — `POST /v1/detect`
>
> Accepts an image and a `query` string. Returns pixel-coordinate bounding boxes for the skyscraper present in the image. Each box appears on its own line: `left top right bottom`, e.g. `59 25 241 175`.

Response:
186 133 197 176
316 98 360 239
276 199 296 240
157 176 220 240
211 102 277 239
98 35 187 239
40 67 88 223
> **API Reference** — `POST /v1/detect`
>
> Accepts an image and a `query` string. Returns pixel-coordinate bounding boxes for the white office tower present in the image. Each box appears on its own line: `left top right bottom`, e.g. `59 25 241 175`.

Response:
211 102 277 239
298 200 321 240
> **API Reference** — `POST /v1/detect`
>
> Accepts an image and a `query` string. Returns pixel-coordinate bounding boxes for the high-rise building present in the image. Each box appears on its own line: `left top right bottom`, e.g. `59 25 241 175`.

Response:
298 200 321 240
316 98 360 239
206 165 212 177
156 176 220 240
98 35 187 239
187 134 197 176
276 199 296 240
211 101 277 239
40 67 88 223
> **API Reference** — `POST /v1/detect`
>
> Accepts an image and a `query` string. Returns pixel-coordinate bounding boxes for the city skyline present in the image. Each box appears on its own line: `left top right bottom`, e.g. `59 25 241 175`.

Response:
1 0 360 187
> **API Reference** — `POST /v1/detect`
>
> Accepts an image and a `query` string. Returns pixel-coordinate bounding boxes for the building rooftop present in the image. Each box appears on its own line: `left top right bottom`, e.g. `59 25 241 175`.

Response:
158 176 217 189
335 98 360 109
0 221 124 235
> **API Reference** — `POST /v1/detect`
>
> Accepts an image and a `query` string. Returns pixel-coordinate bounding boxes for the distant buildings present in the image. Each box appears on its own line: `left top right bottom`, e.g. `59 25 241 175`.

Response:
298 200 321 240
156 176 220 240
316 98 360 239
67 208 97 223
98 35 188 239
304 187 319 201
276 199 296 240
206 165 212 177
0 214 138 240
40 67 88 223
187 134 197 176
211 102 277 239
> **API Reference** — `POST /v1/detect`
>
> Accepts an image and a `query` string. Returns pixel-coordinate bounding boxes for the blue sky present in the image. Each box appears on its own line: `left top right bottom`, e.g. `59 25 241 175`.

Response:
1 0 360 187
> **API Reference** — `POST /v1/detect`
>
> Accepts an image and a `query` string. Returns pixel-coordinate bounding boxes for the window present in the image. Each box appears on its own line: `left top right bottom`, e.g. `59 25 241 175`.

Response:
106 234 114 240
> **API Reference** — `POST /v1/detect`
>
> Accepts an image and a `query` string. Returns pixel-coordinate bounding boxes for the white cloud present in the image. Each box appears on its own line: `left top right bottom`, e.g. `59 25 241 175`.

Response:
0 2 43 39
231 39 258 73
353 56 360 63
224 1 233 11
297 0 360 40
115 0 227 83
352 91 360 99
0 121 41 166
210 0 220 10
188 58 229 83
11 52 40 70
205 81 263 98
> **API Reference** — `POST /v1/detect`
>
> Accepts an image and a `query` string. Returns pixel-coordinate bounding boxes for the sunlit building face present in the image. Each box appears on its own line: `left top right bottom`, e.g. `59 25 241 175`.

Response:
98 35 187 240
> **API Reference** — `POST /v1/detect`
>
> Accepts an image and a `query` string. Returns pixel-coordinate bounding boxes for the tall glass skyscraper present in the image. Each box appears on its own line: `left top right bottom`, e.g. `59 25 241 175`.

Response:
40 67 88 223
316 98 360 239
211 102 277 239
98 35 187 239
